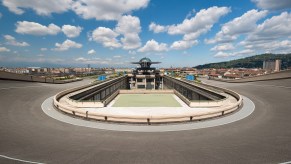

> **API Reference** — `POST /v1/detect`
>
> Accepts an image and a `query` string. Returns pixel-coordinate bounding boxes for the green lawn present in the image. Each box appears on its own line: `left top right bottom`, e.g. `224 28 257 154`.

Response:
112 94 181 107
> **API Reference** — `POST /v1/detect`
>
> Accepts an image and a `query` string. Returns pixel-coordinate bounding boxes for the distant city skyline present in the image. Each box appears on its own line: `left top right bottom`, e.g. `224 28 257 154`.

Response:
0 0 291 68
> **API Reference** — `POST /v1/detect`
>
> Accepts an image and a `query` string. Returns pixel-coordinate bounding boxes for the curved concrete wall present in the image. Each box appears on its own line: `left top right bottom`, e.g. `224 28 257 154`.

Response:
53 77 243 123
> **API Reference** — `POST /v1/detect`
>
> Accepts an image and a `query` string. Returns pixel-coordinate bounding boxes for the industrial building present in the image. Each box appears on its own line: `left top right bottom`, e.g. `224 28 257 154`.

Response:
263 59 281 72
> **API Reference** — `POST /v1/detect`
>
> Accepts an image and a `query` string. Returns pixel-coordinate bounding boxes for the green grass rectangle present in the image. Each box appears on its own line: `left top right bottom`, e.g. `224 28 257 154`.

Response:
112 94 181 107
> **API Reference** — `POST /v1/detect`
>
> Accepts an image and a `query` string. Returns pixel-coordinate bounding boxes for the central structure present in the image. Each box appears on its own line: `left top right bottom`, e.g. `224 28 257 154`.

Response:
52 57 243 124
129 57 163 90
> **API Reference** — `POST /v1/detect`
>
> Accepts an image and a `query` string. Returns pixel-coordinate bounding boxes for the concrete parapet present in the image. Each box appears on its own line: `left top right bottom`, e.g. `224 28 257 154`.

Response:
211 69 291 83
0 71 82 84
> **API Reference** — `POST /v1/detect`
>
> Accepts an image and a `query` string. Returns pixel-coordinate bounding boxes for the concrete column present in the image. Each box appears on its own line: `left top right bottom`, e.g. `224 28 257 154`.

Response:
144 78 146 90
154 78 156 90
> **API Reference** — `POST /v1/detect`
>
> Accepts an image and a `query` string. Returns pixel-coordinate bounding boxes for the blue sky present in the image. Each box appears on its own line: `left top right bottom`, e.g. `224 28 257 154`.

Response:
0 0 291 68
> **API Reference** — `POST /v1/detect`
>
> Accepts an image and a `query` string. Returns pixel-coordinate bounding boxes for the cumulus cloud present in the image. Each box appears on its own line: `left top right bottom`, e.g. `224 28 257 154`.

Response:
90 15 142 50
62 25 82 38
252 0 291 10
241 40 291 53
129 50 136 55
167 6 230 37
213 51 231 58
115 15 141 49
4 35 29 47
75 57 88 62
72 0 149 20
89 27 121 48
205 10 267 44
113 55 121 58
149 22 168 33
74 57 123 65
2 0 72 15
40 48 47 51
53 39 82 51
0 47 10 52
149 7 230 50
138 39 168 52
238 12 291 53
87 49 96 55
245 12 291 42
210 43 235 51
170 40 198 50
214 49 254 58
16 21 61 36
3 0 150 21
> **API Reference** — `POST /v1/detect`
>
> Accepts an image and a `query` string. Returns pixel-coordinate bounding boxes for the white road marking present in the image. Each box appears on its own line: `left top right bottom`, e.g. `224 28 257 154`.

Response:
279 161 291 164
0 154 45 164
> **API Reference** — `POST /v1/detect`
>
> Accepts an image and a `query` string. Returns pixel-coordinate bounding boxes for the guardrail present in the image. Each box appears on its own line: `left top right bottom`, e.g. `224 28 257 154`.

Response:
164 75 226 100
53 77 243 123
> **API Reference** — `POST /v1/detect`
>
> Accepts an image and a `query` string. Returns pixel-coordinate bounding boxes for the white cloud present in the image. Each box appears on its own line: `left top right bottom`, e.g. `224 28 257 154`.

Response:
74 57 124 65
2 0 72 15
214 49 254 58
129 50 136 55
170 40 198 50
87 49 96 55
138 39 168 52
4 35 30 47
167 6 230 38
62 25 82 38
16 21 61 36
149 22 168 33
115 15 141 49
53 39 82 51
205 10 268 44
148 6 230 38
2 0 150 23
214 51 231 58
113 55 121 58
241 40 291 53
90 27 121 48
210 43 235 51
75 57 88 62
0 47 10 52
252 0 291 10
72 0 149 20
246 12 291 42
239 12 291 53
40 48 47 51
90 15 142 50
149 7 230 51
233 49 254 56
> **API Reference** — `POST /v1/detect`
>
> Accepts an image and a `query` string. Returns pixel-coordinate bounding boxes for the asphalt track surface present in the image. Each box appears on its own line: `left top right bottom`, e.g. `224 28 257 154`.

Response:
0 78 290 163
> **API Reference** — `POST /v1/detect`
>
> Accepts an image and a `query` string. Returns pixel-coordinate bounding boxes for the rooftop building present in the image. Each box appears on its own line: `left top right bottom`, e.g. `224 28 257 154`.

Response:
129 57 163 90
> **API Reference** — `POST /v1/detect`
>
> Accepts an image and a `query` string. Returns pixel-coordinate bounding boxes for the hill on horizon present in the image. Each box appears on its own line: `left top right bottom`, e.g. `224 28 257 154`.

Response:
194 53 291 69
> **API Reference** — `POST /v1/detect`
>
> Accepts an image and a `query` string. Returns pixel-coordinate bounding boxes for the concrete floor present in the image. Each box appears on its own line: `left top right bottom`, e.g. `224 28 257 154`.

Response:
0 78 291 163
